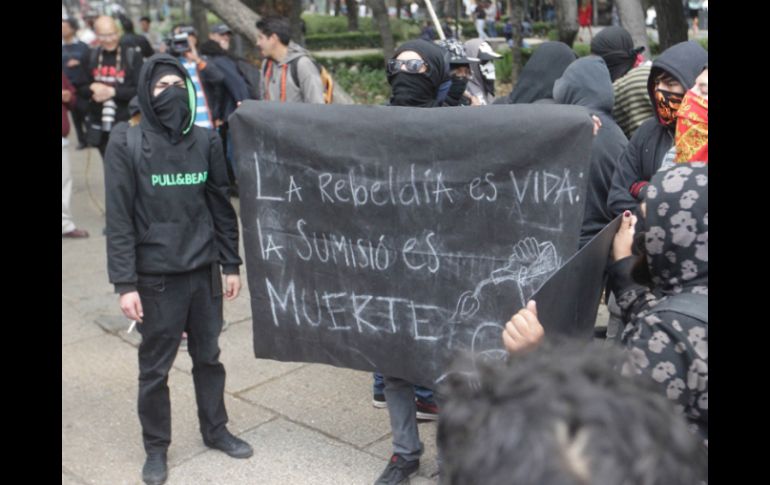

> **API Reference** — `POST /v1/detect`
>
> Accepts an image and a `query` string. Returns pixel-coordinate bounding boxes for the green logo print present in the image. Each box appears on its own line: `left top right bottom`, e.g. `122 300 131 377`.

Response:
151 171 208 187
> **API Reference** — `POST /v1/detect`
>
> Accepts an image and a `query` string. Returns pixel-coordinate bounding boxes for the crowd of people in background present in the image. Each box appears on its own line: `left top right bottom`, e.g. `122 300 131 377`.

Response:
63 4 707 484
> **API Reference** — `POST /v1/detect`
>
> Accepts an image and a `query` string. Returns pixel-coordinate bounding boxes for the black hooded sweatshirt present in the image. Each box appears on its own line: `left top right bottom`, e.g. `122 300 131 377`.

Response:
388 39 449 108
494 41 577 104
553 56 628 248
104 54 241 294
590 26 641 82
607 41 707 217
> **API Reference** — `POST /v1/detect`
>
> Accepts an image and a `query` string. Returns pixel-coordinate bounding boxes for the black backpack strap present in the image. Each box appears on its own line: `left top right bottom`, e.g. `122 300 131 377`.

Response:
289 56 301 88
89 46 99 73
127 125 142 169
647 293 708 323
191 126 211 168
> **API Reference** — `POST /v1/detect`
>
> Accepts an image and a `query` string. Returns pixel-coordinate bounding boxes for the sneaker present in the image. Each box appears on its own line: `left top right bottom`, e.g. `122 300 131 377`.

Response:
375 454 419 485
372 393 387 409
203 429 254 459
142 452 168 485
415 397 439 421
179 332 188 352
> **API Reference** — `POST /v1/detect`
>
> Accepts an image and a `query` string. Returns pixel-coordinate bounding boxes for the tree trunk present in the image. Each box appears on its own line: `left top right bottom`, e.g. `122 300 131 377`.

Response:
397 0 402 19
652 0 687 50
192 0 210 40
367 0 395 61
289 0 305 46
335 0 342 16
346 0 359 30
509 0 525 85
555 0 578 46
201 0 354 103
614 0 650 60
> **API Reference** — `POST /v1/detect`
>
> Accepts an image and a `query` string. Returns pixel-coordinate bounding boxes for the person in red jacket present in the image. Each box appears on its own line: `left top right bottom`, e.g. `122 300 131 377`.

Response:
578 0 593 43
62 72 89 238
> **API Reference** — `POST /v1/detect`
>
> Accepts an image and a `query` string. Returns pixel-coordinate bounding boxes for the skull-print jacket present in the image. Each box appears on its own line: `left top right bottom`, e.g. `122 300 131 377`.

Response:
608 163 708 446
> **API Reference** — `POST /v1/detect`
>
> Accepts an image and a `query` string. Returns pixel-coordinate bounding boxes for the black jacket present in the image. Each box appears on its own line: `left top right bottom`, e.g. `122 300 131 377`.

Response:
553 56 628 248
607 41 707 216
79 45 143 127
104 54 241 294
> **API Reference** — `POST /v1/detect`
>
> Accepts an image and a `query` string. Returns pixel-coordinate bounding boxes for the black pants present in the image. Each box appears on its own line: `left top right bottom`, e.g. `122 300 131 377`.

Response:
136 265 228 454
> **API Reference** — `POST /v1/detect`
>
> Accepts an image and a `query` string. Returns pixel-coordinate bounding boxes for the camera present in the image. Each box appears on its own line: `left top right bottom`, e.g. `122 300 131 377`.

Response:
101 99 116 132
165 32 191 56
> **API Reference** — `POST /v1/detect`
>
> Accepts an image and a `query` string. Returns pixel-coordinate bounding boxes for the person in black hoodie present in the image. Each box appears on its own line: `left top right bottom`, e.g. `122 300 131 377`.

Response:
494 41 577 105
374 39 448 485
552 56 628 248
104 54 252 485
607 41 707 217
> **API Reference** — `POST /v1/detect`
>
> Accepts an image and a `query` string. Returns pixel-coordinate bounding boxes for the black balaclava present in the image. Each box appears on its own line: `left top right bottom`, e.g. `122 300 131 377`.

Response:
445 64 471 106
388 39 448 108
502 41 577 104
149 63 191 144
590 26 642 82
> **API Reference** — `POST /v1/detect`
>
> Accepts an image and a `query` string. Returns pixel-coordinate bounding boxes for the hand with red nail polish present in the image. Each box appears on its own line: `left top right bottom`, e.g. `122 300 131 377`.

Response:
613 210 638 261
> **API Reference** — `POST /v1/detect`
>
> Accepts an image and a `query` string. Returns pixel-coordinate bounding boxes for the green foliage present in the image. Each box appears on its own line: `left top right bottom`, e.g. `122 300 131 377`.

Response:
305 32 384 50
333 65 390 105
302 13 420 50
495 46 533 84
531 22 555 37
316 53 386 71
572 43 591 57
302 13 420 37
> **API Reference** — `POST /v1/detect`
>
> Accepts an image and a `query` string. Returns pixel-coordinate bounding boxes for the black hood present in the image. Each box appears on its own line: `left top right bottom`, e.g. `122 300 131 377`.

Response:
647 41 708 114
506 42 577 104
590 26 642 82
553 56 614 114
393 39 449 91
137 53 196 136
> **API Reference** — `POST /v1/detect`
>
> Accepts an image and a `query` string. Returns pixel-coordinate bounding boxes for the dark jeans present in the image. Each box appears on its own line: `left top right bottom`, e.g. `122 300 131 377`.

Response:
136 265 228 453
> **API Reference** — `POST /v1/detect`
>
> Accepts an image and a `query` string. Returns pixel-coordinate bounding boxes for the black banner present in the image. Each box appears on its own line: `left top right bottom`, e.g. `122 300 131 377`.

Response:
230 102 594 388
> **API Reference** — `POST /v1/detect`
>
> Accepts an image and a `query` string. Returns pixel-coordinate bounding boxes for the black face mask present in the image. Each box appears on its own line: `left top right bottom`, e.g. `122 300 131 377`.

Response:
388 72 438 107
151 86 190 143
445 76 469 106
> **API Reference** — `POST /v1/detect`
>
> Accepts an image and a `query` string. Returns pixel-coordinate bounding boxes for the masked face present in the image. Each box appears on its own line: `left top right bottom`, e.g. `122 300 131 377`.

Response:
480 61 496 80
151 83 191 143
388 50 437 107
654 75 684 126
655 88 684 127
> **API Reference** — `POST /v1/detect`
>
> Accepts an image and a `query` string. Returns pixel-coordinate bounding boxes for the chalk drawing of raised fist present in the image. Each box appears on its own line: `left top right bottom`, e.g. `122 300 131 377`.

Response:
451 237 561 321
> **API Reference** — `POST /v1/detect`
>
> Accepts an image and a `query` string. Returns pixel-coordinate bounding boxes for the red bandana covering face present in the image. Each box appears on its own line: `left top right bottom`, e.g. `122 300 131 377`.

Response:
655 88 684 127
675 89 708 163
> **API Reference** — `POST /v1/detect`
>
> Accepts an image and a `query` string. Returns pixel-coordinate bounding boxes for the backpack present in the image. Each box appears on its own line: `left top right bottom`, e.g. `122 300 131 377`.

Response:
646 293 708 324
265 55 334 104
235 58 262 100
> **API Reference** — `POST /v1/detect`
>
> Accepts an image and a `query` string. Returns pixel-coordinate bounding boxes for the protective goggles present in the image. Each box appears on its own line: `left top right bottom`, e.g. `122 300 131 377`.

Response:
387 58 429 75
